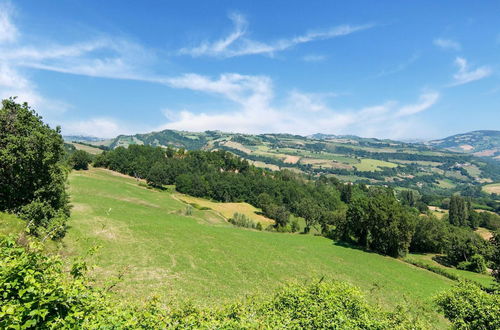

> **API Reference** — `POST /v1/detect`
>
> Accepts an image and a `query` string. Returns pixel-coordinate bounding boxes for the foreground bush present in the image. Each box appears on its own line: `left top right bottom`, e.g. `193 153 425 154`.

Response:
0 235 425 329
435 281 500 329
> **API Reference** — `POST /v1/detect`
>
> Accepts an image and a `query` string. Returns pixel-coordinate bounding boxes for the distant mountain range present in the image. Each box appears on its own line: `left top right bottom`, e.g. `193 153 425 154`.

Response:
427 130 500 161
63 135 105 142
65 129 500 196
64 129 500 162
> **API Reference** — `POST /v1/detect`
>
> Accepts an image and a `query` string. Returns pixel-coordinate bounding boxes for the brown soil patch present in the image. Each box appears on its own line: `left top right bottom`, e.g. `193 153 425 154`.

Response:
283 155 301 164
459 144 474 151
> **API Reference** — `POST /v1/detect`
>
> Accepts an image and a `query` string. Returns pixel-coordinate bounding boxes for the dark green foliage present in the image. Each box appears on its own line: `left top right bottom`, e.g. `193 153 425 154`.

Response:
69 150 93 170
146 161 170 187
18 200 68 239
478 211 500 231
491 230 500 282
399 190 420 207
457 254 487 274
410 215 449 253
449 195 469 226
343 188 417 257
0 98 69 239
445 227 492 271
435 281 500 329
0 235 424 328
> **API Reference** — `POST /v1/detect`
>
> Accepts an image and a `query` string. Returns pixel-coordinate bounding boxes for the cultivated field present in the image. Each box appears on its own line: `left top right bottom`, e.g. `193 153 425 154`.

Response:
483 183 500 194
70 142 103 155
62 168 458 327
354 158 398 171
174 193 274 226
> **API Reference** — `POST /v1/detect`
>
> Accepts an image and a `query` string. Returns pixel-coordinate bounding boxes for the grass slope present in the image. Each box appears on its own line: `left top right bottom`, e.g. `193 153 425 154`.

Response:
175 193 274 226
69 142 104 155
65 168 455 326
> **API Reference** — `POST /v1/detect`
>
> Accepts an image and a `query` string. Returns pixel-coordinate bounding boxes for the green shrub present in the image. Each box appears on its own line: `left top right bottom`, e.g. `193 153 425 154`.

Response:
457 254 487 274
435 281 500 329
229 212 257 229
184 205 193 216
18 200 68 240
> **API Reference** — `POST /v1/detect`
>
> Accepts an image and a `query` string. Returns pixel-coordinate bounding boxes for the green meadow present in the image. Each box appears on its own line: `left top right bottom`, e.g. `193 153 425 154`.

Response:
61 168 457 326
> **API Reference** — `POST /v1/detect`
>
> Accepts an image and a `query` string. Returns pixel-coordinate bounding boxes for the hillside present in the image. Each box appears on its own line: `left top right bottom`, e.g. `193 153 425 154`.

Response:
427 130 500 160
64 167 456 326
90 129 500 202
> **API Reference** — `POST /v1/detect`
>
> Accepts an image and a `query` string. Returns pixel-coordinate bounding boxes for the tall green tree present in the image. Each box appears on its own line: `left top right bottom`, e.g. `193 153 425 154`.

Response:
448 195 468 226
0 98 69 237
491 230 500 282
69 150 93 170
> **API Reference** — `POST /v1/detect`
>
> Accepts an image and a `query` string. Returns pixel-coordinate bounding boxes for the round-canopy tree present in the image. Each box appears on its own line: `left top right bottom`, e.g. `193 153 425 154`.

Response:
0 98 69 237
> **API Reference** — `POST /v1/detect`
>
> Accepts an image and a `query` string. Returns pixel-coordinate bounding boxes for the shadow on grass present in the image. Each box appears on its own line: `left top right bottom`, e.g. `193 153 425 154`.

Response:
332 240 369 252
432 255 453 267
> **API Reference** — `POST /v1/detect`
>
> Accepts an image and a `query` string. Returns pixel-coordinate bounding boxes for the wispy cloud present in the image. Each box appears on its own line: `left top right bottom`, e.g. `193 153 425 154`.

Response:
396 91 439 116
0 4 70 117
373 53 420 78
157 72 439 139
451 57 492 86
179 13 374 58
0 2 17 43
433 38 461 51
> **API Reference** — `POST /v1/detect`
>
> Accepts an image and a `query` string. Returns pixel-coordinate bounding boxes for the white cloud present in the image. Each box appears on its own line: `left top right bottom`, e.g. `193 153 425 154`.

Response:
433 38 461 51
61 118 128 138
396 91 439 116
451 57 492 86
157 71 439 139
0 2 18 43
179 13 373 58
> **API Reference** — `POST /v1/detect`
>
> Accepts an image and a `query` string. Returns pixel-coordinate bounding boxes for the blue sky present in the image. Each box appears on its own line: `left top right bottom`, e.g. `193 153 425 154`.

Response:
1 0 499 139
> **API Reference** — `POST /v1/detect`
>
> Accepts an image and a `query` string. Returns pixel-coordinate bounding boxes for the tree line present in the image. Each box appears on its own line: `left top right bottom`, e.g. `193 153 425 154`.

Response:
93 144 500 274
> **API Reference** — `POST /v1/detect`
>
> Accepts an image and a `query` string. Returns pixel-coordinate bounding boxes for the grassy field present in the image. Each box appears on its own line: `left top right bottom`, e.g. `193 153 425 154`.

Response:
70 142 104 155
354 158 398 171
483 182 500 194
0 212 24 236
61 168 458 327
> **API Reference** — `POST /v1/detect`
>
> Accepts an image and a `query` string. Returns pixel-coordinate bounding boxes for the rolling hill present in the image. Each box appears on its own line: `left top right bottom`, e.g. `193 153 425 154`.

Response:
427 130 500 160
63 168 459 326
86 129 500 202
